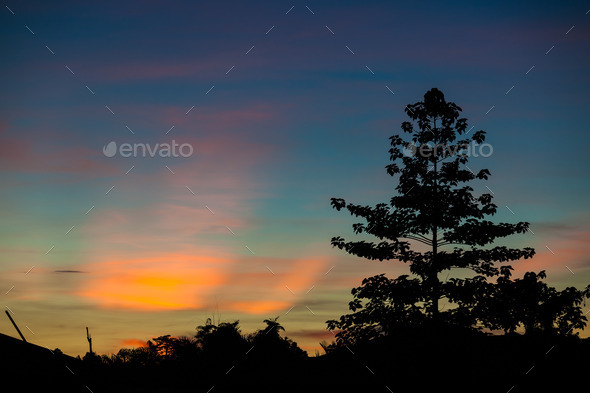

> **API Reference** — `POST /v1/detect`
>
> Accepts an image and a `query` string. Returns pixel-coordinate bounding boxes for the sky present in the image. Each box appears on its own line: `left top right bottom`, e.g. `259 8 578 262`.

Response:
1 0 590 356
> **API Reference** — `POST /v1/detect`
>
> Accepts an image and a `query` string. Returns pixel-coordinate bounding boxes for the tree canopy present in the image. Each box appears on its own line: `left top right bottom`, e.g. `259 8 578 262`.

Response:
328 88 588 344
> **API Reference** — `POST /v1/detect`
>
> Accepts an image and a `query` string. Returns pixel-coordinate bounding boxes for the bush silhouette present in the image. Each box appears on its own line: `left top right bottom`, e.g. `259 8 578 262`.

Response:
249 317 307 361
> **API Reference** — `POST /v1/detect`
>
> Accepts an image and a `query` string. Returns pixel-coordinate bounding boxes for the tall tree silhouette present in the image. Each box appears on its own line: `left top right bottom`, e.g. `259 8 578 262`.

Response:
330 88 535 329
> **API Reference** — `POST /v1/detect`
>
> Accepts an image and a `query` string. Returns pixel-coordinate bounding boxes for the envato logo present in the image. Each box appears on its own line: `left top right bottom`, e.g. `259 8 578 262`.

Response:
103 141 194 158
403 141 493 158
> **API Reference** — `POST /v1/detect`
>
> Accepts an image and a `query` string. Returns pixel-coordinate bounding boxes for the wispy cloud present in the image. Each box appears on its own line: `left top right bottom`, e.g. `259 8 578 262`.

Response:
0 128 119 177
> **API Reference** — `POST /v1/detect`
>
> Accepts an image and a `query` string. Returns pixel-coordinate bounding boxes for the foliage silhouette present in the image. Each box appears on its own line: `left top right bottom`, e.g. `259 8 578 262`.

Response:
86 317 307 370
150 334 175 357
195 318 248 362
327 88 589 344
326 274 427 346
248 317 306 361
462 268 590 335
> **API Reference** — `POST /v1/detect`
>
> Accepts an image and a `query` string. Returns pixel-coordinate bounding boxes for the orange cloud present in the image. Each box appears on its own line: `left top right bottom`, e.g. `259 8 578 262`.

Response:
75 197 334 316
120 339 147 348
226 300 291 314
78 254 228 311
214 256 331 315
76 252 332 315
279 258 328 294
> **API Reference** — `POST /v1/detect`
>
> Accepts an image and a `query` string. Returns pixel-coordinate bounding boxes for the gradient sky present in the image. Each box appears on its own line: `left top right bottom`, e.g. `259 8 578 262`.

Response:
1 0 590 356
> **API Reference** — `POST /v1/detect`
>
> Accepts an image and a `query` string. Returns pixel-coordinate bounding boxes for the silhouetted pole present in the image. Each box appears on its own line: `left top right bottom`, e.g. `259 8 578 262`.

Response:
5 310 27 342
86 327 93 354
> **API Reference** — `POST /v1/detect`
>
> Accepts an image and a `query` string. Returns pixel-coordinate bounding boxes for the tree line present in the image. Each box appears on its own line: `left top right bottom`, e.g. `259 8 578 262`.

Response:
81 317 305 368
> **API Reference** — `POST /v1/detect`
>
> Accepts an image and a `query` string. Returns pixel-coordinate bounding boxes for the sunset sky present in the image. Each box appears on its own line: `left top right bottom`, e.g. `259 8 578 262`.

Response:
1 0 590 356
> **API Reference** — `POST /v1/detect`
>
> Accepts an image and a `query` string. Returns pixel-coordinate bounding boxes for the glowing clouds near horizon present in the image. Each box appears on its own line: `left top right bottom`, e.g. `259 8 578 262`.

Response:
76 253 330 315
226 300 292 314
120 338 148 348
79 254 227 310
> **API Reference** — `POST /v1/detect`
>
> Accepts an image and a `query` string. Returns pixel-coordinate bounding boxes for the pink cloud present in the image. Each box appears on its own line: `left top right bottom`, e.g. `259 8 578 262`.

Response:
88 59 224 82
80 200 253 251
0 129 119 177
77 49 269 83
513 229 590 278
155 102 283 132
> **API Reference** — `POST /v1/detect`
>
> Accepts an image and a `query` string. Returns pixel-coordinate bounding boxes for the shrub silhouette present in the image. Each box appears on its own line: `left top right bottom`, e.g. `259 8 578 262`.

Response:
195 319 248 363
248 317 307 361
468 268 590 335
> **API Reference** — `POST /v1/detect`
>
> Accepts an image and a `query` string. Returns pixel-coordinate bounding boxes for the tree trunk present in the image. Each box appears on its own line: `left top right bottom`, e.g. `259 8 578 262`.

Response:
431 249 439 322
431 116 440 325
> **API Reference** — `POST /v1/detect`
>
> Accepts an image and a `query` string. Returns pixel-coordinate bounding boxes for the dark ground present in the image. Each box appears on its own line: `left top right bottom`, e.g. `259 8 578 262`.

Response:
2 333 588 393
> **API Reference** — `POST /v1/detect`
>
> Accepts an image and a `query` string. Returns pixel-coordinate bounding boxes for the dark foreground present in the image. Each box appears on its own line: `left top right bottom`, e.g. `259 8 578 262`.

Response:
2 333 588 393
